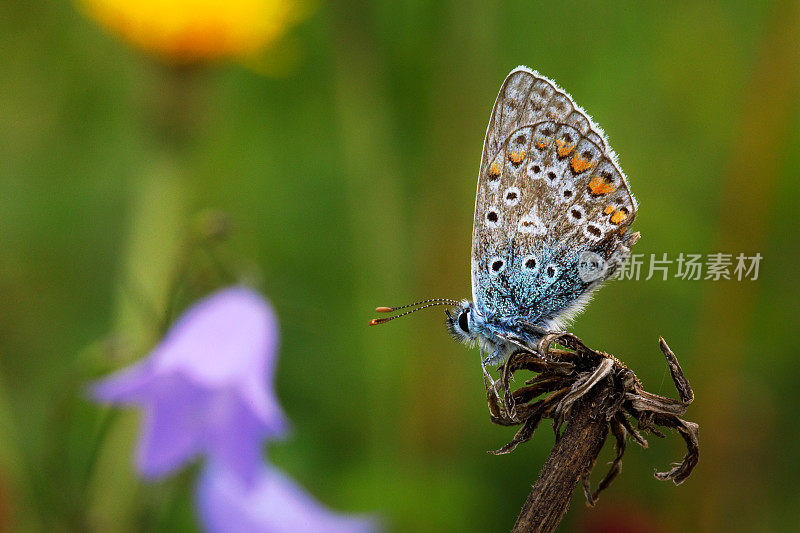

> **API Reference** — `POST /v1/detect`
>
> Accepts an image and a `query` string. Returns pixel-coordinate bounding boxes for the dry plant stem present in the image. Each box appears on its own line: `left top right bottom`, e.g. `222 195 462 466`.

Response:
512 386 609 533
487 335 698 533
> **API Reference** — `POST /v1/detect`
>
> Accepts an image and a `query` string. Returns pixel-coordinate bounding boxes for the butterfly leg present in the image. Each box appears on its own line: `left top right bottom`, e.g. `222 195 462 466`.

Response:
483 356 522 424
482 349 511 403
481 353 499 394
481 351 508 422
481 359 494 386
481 348 505 366
482 348 523 423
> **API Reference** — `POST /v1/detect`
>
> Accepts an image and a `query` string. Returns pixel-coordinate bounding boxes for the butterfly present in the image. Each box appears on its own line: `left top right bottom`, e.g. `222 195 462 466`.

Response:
371 66 639 368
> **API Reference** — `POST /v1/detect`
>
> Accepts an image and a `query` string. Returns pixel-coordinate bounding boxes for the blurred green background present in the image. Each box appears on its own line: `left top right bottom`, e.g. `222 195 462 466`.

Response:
1 0 799 531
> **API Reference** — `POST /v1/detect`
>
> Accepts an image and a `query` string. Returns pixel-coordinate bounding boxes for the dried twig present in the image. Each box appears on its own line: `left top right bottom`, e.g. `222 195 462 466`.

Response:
486 334 698 533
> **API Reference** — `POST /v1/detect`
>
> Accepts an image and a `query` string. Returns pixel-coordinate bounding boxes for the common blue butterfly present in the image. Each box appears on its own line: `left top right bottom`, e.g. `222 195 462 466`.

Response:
371 67 639 369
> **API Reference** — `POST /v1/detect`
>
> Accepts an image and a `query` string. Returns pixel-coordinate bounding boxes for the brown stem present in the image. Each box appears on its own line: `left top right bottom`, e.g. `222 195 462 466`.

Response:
512 385 609 533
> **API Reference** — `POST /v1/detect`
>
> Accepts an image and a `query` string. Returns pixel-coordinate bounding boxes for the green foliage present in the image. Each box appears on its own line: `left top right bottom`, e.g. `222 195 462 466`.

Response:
0 0 799 531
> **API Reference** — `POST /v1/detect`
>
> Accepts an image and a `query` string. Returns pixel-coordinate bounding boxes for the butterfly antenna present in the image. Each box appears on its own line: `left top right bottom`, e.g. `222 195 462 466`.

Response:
369 298 460 326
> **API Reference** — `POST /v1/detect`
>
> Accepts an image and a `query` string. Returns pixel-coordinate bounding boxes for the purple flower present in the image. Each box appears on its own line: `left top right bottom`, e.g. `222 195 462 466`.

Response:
92 287 287 484
197 464 379 533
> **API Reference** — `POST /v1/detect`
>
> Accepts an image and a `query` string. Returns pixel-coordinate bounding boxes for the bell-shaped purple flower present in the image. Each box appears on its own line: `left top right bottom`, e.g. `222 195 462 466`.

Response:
92 287 287 485
196 464 378 533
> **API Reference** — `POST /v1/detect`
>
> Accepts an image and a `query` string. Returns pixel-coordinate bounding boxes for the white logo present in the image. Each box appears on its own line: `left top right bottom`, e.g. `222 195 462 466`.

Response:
578 251 607 282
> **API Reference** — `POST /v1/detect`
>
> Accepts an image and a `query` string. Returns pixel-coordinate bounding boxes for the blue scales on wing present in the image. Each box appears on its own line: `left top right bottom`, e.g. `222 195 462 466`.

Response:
471 67 639 331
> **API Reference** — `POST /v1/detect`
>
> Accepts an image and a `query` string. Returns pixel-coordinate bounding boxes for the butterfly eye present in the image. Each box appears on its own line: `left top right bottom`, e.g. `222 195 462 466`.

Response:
458 309 470 333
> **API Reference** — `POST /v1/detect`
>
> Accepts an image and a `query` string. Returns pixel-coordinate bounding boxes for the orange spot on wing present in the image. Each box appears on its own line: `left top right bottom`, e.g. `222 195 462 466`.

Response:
556 139 575 157
610 209 628 224
509 150 525 164
620 227 627 234
488 162 502 177
535 137 550 150
588 176 616 195
603 205 614 215
570 154 595 173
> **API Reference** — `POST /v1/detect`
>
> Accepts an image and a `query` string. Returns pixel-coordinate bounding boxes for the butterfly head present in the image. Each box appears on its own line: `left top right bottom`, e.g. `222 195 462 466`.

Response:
445 300 484 344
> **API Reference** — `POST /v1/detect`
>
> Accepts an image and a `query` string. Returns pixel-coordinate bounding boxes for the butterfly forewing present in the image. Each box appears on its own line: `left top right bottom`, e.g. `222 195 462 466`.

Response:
471 67 638 327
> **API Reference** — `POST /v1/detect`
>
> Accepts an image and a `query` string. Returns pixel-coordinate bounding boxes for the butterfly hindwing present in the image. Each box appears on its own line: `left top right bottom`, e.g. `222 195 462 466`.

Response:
471 67 638 329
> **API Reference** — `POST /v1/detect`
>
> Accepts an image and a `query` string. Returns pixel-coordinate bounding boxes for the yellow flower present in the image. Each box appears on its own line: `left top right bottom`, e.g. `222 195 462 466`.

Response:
79 0 310 64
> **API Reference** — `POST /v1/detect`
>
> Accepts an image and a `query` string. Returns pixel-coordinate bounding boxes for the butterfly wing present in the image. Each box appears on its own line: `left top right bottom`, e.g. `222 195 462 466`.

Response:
471 67 639 330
